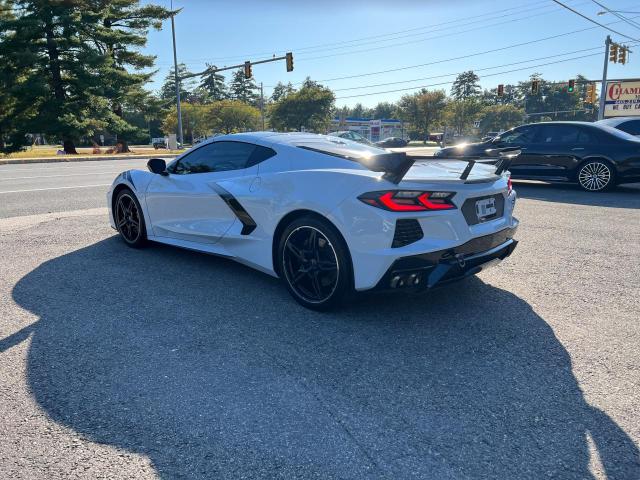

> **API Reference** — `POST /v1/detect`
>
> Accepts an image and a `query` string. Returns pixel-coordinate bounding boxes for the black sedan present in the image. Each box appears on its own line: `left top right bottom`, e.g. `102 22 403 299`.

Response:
376 137 408 148
434 121 640 191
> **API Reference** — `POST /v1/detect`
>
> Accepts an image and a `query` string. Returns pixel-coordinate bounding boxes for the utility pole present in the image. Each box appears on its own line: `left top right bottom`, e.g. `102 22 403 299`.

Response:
170 4 183 146
598 35 611 120
260 82 265 130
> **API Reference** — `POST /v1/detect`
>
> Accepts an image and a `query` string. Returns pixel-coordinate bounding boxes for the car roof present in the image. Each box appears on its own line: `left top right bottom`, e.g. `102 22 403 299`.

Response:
596 117 639 125
209 131 354 147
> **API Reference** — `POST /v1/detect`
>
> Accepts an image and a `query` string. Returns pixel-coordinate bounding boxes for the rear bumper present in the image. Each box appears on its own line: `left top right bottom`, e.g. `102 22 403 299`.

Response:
372 226 518 291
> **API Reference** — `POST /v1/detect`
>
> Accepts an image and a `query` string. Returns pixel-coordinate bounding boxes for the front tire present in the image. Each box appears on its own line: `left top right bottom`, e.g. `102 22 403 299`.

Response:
114 189 147 248
577 160 615 192
277 216 352 310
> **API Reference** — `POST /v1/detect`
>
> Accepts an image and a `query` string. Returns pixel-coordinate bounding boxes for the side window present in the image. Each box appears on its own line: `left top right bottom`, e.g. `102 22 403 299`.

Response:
173 141 258 174
247 145 277 167
618 120 640 136
535 125 580 144
577 129 597 144
499 126 536 145
173 143 218 174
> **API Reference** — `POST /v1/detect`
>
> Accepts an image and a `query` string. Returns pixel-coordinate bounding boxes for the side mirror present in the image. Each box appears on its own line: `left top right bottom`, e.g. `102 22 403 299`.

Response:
147 158 168 175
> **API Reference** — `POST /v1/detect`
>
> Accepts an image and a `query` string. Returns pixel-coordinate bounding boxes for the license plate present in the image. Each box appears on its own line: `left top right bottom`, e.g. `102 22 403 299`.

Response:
475 197 497 220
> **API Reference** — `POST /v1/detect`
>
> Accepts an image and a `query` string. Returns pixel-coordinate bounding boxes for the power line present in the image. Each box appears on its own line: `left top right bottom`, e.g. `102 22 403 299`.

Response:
331 46 606 93
295 6 577 63
266 13 639 89
282 26 599 86
551 0 640 41
333 47 640 100
172 0 576 64
591 0 640 31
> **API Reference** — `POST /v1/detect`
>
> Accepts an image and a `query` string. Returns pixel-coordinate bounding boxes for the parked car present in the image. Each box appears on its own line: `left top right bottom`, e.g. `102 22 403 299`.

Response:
376 137 408 148
329 131 374 145
434 121 640 191
482 132 501 142
108 133 518 310
596 117 640 137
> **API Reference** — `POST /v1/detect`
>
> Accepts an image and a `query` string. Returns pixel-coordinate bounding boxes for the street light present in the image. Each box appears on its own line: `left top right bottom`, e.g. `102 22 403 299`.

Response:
597 10 640 15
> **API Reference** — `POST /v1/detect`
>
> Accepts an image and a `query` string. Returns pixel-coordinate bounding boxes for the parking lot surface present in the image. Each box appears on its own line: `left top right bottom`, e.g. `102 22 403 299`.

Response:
0 160 639 479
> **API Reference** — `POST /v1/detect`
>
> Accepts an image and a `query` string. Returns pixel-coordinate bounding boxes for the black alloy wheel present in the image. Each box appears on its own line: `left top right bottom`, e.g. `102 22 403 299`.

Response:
577 160 614 192
279 217 352 310
115 190 146 247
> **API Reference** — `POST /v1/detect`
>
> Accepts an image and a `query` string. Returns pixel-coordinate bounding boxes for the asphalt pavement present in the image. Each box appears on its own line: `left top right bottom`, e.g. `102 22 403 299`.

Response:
0 159 639 479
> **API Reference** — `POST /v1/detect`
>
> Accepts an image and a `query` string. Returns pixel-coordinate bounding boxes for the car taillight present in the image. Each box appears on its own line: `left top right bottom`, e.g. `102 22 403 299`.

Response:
358 190 456 212
507 176 513 193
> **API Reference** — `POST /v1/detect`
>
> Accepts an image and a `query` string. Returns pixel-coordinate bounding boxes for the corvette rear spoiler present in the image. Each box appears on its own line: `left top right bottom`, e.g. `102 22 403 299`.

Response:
358 152 415 184
453 147 521 181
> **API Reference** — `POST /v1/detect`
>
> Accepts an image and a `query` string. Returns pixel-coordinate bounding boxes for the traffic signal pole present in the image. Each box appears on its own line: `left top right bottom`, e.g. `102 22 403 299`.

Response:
598 35 611 120
170 10 183 146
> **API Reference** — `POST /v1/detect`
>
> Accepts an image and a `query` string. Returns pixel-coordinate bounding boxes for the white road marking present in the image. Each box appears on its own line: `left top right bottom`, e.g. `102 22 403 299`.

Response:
0 184 112 194
0 172 122 181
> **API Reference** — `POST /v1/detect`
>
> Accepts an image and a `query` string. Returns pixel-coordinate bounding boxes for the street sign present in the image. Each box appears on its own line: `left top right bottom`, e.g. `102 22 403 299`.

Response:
604 80 640 117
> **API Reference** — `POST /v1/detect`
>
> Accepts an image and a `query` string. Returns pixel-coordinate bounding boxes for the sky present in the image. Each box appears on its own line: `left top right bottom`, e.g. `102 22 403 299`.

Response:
142 0 640 107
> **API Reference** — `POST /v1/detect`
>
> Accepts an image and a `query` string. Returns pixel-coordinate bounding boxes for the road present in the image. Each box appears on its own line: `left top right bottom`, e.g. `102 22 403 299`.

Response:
1 160 639 479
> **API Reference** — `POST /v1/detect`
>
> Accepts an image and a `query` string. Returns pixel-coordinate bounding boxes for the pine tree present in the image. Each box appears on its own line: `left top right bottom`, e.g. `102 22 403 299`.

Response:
270 82 295 102
160 63 196 105
1 0 169 153
229 69 259 106
87 0 171 151
200 64 227 101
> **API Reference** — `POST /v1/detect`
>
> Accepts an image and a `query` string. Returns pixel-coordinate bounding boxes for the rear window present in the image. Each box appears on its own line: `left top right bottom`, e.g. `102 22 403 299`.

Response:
598 124 640 142
617 120 640 136
296 136 387 160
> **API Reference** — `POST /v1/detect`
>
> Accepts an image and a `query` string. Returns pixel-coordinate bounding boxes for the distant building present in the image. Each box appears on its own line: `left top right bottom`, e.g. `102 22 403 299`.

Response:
329 117 405 142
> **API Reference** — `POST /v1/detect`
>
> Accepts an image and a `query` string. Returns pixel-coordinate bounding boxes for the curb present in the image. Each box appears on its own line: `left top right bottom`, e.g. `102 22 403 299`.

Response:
0 153 179 166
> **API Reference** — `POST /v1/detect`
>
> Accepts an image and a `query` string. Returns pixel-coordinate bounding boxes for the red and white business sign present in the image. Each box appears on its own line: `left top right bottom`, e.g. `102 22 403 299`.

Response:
604 80 640 117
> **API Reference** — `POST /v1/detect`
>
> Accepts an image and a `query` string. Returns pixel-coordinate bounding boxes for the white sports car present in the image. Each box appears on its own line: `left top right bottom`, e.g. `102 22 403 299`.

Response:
108 133 519 309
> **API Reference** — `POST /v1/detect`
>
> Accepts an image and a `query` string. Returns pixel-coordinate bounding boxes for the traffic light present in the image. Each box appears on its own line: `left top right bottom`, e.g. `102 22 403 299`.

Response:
497 84 504 97
568 79 575 93
610 43 619 63
244 61 252 78
531 80 539 95
585 83 596 104
619 46 628 64
286 52 294 72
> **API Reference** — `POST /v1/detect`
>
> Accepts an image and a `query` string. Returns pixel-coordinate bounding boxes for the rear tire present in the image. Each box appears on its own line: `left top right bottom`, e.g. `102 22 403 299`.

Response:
114 188 147 248
277 216 352 310
577 160 615 192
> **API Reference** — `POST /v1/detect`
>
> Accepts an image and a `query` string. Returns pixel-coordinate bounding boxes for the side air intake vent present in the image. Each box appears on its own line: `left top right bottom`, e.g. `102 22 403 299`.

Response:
392 219 423 248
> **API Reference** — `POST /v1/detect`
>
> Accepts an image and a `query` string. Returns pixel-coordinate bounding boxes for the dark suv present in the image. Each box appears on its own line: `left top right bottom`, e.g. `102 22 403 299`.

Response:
435 121 640 191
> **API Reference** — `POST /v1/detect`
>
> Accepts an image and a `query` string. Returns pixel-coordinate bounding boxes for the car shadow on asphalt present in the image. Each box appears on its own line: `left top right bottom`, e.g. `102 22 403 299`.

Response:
514 180 640 209
4 237 640 479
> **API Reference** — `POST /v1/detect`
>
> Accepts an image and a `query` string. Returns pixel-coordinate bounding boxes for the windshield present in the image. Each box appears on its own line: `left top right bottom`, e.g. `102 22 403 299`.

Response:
296 136 388 160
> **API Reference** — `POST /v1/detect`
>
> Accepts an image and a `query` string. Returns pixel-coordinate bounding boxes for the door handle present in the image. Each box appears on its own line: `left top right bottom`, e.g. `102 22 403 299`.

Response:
571 147 585 151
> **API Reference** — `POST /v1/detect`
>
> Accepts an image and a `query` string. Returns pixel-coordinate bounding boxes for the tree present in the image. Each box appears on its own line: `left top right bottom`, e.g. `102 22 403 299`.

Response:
398 89 446 141
371 102 397 119
478 105 524 134
0 1 40 152
270 82 295 102
208 100 260 134
162 103 212 142
160 63 196 106
268 81 335 132
451 70 481 100
228 69 259 106
89 0 171 151
199 64 227 101
444 98 484 135
1 0 169 153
